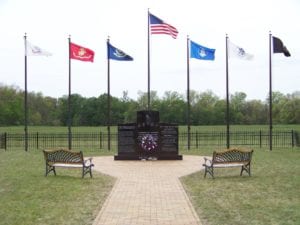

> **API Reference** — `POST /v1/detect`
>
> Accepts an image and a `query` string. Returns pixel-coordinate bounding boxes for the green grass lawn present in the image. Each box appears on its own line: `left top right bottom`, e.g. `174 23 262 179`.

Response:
181 148 300 225
1 146 299 225
0 149 115 225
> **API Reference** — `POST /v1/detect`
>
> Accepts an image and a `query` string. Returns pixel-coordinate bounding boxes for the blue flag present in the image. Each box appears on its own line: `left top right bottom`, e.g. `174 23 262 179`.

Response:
108 43 133 61
190 40 215 60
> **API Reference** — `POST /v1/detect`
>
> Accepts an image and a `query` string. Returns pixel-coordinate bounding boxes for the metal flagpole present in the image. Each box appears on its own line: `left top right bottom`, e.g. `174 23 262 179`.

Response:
147 9 151 110
225 34 230 149
269 31 273 151
24 33 28 151
68 35 72 149
186 35 191 150
107 37 111 150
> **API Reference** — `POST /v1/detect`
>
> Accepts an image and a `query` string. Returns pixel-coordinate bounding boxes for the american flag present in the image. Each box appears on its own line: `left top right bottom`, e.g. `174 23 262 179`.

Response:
149 13 178 39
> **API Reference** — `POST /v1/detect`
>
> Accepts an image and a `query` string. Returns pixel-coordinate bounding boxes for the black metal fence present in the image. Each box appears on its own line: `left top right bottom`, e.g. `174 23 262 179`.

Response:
1 130 299 151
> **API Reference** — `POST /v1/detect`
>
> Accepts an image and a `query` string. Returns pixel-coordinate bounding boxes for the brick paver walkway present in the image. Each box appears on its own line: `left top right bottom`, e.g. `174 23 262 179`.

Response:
92 155 204 225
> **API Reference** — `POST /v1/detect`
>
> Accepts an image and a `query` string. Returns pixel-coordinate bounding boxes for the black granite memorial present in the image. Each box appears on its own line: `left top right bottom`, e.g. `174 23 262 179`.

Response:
115 110 182 160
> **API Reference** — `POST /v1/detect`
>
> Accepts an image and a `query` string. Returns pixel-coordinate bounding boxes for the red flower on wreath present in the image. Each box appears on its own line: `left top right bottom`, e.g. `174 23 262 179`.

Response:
140 134 158 151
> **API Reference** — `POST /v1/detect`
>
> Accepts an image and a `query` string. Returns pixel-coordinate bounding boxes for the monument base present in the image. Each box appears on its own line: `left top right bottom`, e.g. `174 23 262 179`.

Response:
114 153 182 160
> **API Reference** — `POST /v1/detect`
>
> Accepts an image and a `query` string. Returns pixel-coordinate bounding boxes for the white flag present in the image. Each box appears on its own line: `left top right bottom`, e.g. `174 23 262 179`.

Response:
25 40 52 56
228 40 253 60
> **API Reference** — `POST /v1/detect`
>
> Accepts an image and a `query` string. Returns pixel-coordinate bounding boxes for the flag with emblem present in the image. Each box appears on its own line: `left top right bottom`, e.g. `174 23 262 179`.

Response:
70 42 94 62
25 40 52 56
149 13 178 39
228 40 253 60
108 43 133 61
190 40 215 60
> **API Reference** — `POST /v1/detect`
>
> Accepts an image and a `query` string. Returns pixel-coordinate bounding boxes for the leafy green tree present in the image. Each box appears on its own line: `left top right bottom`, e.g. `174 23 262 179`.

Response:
213 99 227 124
136 91 159 111
27 92 60 125
57 96 69 126
0 84 299 126
0 85 23 125
278 92 300 124
243 99 267 124
110 96 126 124
158 91 185 124
270 91 286 124
56 94 85 126
90 94 108 125
121 91 139 123
230 92 247 124
192 90 219 125
80 97 102 125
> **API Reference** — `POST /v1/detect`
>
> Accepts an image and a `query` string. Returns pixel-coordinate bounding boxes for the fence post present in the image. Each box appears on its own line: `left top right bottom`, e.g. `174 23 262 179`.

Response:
36 132 39 149
0 132 7 151
291 130 294 148
196 131 198 149
295 131 300 147
100 132 103 149
259 130 262 148
5 132 7 150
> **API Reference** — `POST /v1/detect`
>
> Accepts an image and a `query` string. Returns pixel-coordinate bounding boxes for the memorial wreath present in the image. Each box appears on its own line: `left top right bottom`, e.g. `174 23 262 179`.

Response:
140 133 158 151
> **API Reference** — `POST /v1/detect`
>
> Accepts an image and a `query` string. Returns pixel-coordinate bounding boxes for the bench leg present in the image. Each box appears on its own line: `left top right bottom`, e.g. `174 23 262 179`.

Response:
203 166 214 179
204 167 207 178
45 164 56 176
89 166 93 178
82 165 93 178
240 164 251 176
82 167 86 178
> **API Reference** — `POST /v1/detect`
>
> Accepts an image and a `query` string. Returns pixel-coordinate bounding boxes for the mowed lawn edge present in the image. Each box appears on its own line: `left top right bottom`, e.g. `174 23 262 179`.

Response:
0 150 116 225
181 148 300 225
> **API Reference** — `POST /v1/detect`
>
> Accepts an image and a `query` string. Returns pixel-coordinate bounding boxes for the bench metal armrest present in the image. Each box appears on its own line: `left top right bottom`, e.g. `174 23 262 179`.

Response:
84 157 94 167
203 157 212 167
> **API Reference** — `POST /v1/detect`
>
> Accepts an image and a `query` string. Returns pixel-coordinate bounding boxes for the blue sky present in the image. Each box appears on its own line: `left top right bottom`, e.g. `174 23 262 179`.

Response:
0 0 299 100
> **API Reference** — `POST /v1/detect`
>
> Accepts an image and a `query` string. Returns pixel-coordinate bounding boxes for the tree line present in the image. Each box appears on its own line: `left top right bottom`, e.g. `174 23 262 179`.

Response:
0 84 299 126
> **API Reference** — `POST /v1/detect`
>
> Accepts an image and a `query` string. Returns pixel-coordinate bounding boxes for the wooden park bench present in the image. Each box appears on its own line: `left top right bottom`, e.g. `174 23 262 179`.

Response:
43 148 94 178
203 148 253 178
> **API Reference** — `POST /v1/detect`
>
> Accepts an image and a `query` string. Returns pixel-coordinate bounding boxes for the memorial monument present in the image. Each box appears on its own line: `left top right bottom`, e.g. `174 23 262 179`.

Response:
115 110 182 160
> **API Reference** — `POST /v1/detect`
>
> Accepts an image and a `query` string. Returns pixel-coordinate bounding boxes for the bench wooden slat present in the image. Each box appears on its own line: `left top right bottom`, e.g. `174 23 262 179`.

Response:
213 163 245 168
51 163 83 168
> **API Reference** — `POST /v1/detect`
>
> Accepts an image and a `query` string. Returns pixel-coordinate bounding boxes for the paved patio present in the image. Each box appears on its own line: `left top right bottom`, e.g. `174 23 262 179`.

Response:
92 155 204 225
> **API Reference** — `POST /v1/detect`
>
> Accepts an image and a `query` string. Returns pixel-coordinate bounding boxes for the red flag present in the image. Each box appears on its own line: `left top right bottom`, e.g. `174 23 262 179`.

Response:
70 42 94 62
